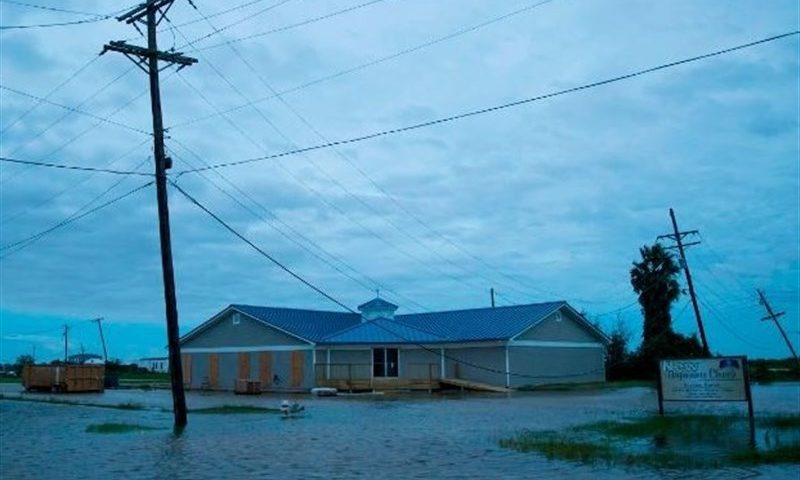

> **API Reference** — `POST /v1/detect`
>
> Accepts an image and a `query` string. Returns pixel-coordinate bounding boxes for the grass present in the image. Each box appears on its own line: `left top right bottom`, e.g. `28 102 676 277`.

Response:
190 404 280 415
85 422 163 434
0 394 145 411
116 372 170 382
578 414 738 441
759 414 800 429
517 380 655 392
0 376 21 383
500 414 800 469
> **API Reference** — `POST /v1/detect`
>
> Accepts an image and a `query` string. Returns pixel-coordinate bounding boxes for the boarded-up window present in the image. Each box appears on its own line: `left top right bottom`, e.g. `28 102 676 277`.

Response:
209 353 219 389
238 353 250 380
182 354 192 386
259 352 272 387
291 351 304 387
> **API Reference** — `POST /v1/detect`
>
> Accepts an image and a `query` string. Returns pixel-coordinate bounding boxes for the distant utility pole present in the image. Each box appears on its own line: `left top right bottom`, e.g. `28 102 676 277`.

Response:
490 288 496 308
757 289 799 367
657 208 710 356
102 0 196 428
63 324 69 363
93 317 108 363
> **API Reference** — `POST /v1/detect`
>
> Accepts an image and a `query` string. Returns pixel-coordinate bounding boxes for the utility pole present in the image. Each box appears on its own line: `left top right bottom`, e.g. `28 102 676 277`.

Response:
757 289 799 367
93 317 108 363
102 0 196 428
657 208 710 356
63 324 69 363
490 288 496 308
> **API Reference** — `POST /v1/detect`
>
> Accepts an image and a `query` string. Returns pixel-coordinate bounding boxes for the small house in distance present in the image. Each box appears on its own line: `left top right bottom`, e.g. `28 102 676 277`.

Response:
178 298 608 392
140 357 169 373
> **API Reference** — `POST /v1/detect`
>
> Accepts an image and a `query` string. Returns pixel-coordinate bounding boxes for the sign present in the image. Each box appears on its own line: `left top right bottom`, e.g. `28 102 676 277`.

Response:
657 356 755 445
659 357 747 402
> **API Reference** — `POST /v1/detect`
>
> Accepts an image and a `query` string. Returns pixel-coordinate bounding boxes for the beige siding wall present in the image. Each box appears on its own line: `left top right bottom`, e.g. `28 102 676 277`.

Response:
443 347 506 386
516 309 599 343
508 346 605 387
182 311 306 348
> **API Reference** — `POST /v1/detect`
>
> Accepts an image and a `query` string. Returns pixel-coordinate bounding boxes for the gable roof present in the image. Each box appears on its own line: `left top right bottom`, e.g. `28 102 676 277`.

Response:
396 301 567 342
322 317 445 344
231 304 360 343
181 300 605 347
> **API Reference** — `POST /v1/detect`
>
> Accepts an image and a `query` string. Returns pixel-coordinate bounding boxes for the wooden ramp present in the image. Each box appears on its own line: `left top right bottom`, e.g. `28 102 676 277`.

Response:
440 378 511 393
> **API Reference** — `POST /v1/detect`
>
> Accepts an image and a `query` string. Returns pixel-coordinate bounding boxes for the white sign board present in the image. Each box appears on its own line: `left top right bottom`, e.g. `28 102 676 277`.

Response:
659 357 747 402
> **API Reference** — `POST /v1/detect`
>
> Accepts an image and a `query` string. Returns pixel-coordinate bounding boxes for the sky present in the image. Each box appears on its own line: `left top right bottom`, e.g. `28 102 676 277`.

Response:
0 0 798 364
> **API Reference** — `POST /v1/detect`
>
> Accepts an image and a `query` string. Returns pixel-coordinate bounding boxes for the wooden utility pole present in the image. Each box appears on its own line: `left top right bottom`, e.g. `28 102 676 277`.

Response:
490 288 496 308
93 317 108 363
657 208 710 356
103 0 196 428
63 324 69 363
757 289 799 367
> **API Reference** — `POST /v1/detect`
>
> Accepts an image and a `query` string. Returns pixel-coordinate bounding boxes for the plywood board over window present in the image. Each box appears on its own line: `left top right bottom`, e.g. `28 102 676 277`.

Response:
182 354 192 386
238 352 250 380
291 351 304 387
259 352 272 388
209 353 219 389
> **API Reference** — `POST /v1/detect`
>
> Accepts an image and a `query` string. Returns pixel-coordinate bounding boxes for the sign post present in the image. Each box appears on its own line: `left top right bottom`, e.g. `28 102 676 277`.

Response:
658 356 755 446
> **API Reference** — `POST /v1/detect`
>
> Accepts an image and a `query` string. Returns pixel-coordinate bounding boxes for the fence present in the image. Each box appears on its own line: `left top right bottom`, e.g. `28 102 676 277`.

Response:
313 363 441 392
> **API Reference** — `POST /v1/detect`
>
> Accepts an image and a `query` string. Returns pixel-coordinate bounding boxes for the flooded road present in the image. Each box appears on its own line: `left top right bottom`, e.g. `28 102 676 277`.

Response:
1 383 798 479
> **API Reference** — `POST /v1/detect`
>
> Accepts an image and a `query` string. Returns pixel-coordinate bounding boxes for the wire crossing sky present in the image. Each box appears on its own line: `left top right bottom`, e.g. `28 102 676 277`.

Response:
0 0 797 362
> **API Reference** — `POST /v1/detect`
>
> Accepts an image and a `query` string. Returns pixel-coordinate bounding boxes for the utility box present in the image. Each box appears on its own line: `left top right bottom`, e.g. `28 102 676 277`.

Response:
22 365 105 393
234 379 261 395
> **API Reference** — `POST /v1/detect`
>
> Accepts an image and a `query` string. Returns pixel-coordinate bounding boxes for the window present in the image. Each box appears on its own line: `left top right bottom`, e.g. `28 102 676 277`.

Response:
373 348 398 377
232 313 240 325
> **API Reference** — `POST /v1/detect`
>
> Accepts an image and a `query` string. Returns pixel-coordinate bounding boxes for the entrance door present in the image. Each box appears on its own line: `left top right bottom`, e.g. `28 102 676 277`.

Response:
372 348 399 377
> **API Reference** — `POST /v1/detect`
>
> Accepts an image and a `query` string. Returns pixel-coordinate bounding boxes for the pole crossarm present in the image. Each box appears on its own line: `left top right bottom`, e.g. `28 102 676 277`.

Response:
102 41 197 71
117 0 175 25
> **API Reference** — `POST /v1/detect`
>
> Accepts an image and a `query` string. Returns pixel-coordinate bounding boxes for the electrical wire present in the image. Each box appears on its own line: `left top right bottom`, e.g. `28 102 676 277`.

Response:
179 4 554 308
168 0 556 130
0 83 149 136
196 0 390 51
0 1 135 29
0 180 154 257
170 180 354 313
167 142 431 313
0 0 106 17
0 156 153 176
177 30 800 174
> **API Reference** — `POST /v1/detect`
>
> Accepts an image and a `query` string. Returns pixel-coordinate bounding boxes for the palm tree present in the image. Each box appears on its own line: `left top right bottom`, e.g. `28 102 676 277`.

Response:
630 243 681 356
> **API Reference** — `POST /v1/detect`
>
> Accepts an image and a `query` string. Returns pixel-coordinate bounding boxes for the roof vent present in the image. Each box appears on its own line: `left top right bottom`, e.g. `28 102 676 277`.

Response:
357 297 398 323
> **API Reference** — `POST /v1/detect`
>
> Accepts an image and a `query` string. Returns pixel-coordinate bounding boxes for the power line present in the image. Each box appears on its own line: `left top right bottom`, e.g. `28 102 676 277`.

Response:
0 1 135 29
178 30 800 175
0 138 151 226
175 0 294 48
0 56 100 136
173 179 606 381
179 4 550 309
168 0 556 130
0 83 149 136
0 181 154 257
1 155 152 255
170 180 355 313
167 142 431 313
0 156 153 177
196 0 390 51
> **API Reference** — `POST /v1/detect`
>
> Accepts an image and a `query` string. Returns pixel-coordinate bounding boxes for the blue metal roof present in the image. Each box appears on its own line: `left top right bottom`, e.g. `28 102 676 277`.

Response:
395 302 567 342
231 304 359 343
225 301 570 344
321 317 445 344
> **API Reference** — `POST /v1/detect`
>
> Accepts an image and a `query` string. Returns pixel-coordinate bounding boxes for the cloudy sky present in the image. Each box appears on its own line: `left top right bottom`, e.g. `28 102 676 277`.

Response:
0 0 797 363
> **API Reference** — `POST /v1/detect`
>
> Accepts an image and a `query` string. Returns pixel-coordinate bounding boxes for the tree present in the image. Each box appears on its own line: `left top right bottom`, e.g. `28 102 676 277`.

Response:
605 317 631 381
13 354 34 375
630 244 681 357
629 243 704 377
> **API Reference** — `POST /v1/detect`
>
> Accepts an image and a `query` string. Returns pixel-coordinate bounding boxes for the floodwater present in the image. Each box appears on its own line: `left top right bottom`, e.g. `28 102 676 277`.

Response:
1 383 798 479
